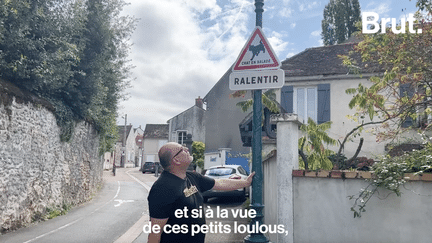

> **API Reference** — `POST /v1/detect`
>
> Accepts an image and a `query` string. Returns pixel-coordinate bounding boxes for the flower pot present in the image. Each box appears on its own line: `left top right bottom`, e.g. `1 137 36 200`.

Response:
343 170 358 179
317 170 331 178
305 171 317 177
403 173 421 181
330 170 343 178
421 173 432 181
358 171 372 179
292 170 305 177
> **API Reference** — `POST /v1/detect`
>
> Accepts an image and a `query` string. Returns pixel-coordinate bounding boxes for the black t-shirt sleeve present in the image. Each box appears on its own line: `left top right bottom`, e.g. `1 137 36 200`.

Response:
190 172 215 192
148 183 179 219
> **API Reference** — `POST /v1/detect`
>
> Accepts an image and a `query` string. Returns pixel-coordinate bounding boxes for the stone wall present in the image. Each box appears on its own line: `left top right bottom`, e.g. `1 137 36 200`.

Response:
0 84 102 232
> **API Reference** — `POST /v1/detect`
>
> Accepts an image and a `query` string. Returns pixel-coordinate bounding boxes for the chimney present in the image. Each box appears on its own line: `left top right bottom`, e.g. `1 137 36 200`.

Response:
195 96 203 109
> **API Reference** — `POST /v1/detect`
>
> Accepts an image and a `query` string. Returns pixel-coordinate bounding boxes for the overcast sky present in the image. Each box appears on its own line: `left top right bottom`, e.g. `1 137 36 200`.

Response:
118 0 419 128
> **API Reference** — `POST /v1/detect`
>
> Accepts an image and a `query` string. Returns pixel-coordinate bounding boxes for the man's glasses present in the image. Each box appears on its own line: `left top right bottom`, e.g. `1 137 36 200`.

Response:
171 147 186 161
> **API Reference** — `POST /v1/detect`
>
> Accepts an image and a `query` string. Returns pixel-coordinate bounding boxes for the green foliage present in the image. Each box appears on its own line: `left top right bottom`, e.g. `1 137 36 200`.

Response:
299 118 337 170
45 203 72 220
349 156 408 218
33 203 72 222
321 0 361 45
0 0 136 153
235 89 280 113
345 2 432 217
415 0 432 13
342 17 432 141
350 132 432 218
192 141 205 169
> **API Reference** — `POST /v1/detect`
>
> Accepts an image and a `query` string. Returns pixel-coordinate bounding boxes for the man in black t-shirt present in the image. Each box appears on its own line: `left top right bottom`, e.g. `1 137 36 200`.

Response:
147 142 254 243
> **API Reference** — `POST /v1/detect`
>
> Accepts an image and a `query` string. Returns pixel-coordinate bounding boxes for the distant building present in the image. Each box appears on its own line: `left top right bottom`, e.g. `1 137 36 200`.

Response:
167 97 205 145
104 125 143 169
142 124 169 163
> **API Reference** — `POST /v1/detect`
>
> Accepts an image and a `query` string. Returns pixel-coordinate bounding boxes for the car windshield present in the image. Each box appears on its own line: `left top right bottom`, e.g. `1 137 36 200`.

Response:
206 168 235 176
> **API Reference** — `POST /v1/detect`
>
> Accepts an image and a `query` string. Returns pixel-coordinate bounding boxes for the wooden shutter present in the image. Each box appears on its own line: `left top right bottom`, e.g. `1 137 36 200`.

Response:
400 83 414 128
317 84 331 124
281 85 293 113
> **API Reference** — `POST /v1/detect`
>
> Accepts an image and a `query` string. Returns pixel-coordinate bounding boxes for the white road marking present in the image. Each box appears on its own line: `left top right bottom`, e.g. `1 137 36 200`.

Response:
114 199 135 207
112 170 153 242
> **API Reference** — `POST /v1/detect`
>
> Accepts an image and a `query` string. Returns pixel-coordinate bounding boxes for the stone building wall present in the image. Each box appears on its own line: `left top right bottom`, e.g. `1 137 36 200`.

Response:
0 85 102 232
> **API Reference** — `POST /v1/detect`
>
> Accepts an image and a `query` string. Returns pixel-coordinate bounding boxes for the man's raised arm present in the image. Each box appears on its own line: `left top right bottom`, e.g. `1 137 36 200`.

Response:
212 172 255 191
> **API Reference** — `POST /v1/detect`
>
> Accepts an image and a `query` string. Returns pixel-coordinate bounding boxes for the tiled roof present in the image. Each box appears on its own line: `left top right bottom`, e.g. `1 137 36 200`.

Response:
144 124 169 139
117 125 133 143
281 43 381 78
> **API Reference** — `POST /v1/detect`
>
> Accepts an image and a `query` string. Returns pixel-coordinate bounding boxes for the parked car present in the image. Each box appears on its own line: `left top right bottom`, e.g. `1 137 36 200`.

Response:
142 162 156 173
202 165 250 202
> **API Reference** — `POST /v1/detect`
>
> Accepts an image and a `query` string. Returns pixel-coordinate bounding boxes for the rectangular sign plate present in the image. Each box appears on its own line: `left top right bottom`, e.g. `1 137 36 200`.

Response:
229 69 285 90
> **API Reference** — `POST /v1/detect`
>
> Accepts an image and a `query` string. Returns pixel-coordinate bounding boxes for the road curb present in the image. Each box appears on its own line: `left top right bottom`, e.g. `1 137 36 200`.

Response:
113 213 149 243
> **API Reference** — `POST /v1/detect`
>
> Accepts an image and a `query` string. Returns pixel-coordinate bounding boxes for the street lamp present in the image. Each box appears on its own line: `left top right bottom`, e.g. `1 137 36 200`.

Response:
121 114 127 168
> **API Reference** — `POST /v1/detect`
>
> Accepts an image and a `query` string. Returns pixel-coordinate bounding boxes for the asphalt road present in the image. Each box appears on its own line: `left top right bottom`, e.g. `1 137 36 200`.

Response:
1 169 251 243
1 169 152 243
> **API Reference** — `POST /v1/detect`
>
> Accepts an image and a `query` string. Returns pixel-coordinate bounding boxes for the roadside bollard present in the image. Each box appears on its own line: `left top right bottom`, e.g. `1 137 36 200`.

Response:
155 165 159 177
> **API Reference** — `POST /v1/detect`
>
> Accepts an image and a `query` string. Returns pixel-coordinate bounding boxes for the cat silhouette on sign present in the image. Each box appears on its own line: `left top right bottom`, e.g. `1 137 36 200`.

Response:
248 40 265 61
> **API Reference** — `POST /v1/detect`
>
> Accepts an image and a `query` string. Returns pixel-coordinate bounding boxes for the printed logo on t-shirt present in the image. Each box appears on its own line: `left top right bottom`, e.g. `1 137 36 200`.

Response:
183 185 198 197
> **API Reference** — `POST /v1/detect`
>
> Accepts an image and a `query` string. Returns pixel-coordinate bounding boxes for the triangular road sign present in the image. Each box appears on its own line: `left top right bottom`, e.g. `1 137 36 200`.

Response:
233 26 280 71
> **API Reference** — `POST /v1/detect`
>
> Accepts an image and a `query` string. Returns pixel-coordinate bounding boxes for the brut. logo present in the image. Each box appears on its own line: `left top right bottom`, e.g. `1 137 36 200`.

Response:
362 12 422 34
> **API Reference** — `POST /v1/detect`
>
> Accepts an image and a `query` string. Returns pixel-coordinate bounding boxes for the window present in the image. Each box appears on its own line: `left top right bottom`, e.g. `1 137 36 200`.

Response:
237 166 248 176
294 87 317 123
281 84 330 124
205 168 236 176
177 131 187 144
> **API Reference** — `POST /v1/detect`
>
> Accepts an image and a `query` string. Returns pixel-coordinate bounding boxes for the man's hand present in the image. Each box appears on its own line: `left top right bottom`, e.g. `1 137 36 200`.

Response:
213 172 255 191
246 171 255 186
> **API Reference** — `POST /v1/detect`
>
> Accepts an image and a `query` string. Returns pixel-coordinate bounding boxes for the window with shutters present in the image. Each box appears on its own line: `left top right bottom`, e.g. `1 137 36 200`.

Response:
400 84 431 128
294 87 317 123
281 84 330 124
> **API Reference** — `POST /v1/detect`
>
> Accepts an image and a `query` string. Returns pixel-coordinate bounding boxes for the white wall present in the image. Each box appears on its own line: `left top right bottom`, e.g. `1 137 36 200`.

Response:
293 177 432 243
143 139 167 163
204 148 231 169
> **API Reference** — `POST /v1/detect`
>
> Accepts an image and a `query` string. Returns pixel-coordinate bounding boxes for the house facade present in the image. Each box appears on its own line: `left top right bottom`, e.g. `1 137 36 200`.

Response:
202 69 253 171
142 124 169 163
278 42 383 158
167 97 205 145
202 41 388 162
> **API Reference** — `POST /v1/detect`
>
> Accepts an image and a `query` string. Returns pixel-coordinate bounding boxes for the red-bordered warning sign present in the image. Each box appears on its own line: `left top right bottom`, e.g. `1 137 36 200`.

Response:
232 26 280 71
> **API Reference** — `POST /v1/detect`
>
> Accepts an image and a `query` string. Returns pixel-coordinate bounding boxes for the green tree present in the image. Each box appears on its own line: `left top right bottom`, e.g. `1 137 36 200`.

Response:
321 0 361 45
233 90 338 170
299 118 337 170
343 20 431 141
192 141 205 169
344 0 432 217
0 0 135 153
232 89 280 114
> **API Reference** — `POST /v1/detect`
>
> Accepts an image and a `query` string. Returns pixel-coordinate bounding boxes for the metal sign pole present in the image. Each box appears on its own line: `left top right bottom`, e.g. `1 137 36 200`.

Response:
244 0 269 242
